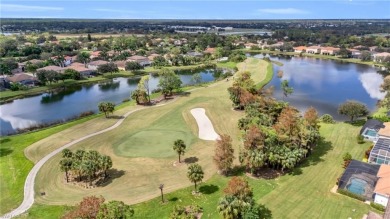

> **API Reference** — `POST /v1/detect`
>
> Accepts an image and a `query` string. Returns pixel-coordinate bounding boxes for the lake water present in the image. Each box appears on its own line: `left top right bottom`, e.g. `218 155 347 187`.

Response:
0 70 216 135
254 54 385 120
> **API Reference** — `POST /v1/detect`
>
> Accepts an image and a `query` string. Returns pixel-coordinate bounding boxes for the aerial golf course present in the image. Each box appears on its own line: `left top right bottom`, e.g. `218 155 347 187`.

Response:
0 58 378 218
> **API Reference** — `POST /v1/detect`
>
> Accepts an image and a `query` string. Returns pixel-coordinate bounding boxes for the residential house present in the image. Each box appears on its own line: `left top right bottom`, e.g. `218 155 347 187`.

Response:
65 62 93 77
36 65 65 74
370 46 378 52
360 119 384 141
373 52 390 62
306 46 321 54
127 55 151 67
7 73 38 87
244 43 257 49
204 47 216 54
268 42 284 49
348 49 361 58
90 51 101 59
87 60 108 70
114 61 127 71
374 165 390 207
320 47 340 55
233 41 245 47
293 46 307 53
147 53 160 62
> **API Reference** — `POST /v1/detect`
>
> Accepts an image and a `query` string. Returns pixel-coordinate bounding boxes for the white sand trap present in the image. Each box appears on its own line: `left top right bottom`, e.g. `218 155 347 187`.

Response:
190 108 220 141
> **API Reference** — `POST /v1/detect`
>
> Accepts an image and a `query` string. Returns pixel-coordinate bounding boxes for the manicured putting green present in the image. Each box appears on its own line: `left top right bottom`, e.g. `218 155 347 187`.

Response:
115 129 193 158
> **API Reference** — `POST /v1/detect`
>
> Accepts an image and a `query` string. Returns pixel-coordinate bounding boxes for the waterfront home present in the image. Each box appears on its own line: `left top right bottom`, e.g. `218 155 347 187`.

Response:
374 164 390 207
360 119 384 141
373 52 390 63
87 60 108 70
370 46 378 52
7 73 38 87
127 55 151 67
37 65 65 74
244 43 258 49
293 46 307 53
65 62 93 77
147 53 160 62
320 47 340 55
348 49 361 58
114 61 127 71
306 46 321 54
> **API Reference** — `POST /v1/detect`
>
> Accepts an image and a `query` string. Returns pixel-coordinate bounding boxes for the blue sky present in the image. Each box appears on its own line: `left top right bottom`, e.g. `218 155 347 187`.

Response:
1 0 389 19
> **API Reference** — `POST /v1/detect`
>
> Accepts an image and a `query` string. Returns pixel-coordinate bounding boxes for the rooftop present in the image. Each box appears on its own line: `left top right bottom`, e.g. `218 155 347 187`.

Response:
378 122 390 137
7 73 36 83
360 119 384 135
37 65 64 71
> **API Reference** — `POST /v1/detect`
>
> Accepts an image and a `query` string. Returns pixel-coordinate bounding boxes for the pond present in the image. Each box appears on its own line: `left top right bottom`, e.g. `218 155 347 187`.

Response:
254 54 385 120
0 69 219 135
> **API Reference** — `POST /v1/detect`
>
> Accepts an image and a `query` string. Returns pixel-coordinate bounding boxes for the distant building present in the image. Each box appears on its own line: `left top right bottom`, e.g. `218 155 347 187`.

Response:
127 55 151 67
306 46 321 54
37 65 65 74
293 46 307 53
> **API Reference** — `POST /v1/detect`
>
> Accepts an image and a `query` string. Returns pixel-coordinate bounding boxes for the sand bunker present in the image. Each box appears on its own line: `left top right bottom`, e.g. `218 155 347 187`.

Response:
190 108 220 141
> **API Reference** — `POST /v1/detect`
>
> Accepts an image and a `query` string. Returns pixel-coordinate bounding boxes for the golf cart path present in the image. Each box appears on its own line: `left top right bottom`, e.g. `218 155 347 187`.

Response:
0 100 176 219
190 108 220 141
1 78 232 219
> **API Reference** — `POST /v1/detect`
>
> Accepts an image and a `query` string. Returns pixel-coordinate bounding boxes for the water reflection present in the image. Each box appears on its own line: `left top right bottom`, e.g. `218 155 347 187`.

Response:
262 56 384 120
0 70 217 135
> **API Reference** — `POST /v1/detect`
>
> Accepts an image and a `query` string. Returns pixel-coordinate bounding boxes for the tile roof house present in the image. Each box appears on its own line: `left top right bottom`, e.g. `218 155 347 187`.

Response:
293 46 307 53
65 62 93 77
306 46 321 54
127 55 151 67
320 47 340 55
114 61 127 71
7 73 38 86
373 52 390 62
374 165 390 207
37 65 65 73
90 51 101 59
87 60 109 70
147 53 160 61
204 47 216 54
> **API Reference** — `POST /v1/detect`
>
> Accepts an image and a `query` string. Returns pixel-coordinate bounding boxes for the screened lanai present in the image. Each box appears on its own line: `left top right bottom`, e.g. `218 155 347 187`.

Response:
368 137 390 165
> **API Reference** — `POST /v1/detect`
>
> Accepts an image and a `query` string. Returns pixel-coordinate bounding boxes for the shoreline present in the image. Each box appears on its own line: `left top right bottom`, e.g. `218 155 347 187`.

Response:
0 63 222 104
243 49 385 68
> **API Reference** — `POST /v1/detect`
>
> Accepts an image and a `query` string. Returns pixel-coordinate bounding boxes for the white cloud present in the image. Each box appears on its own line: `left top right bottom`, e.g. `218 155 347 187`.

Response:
257 8 309 14
1 4 63 12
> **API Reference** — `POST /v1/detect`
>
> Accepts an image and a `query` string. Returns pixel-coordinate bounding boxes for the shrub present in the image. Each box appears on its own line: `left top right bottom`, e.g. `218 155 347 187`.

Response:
370 202 385 212
337 189 366 201
342 152 352 168
357 134 365 144
320 114 335 124
122 98 130 103
365 145 374 159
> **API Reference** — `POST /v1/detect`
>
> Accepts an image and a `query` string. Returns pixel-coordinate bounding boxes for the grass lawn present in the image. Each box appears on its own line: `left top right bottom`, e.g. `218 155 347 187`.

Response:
216 61 237 69
19 122 379 219
0 58 268 216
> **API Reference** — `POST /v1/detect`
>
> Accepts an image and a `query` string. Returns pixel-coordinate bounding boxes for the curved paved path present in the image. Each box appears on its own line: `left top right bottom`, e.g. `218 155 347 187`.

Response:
1 100 175 219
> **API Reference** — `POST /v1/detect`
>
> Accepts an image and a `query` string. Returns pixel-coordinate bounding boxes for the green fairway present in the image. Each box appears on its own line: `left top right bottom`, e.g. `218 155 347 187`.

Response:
115 129 193 158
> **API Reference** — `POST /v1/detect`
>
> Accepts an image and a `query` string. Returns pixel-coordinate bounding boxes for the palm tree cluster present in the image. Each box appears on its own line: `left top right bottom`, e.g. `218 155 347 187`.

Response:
231 74 321 173
59 149 113 186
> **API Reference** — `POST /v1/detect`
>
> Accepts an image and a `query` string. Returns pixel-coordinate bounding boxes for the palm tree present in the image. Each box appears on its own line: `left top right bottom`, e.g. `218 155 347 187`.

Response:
173 139 186 163
59 158 73 183
82 159 96 186
187 163 204 191
99 155 112 178
217 196 239 219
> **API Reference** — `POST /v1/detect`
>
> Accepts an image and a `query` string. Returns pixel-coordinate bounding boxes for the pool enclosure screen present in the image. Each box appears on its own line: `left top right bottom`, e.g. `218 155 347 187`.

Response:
338 160 380 200
369 138 390 165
